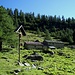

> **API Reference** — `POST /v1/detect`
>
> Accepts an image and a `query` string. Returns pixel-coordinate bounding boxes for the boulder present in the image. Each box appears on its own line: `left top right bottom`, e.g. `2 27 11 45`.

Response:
26 52 43 61
24 62 30 66
32 64 36 69
38 67 43 70
43 50 54 55
19 62 24 66
14 69 21 75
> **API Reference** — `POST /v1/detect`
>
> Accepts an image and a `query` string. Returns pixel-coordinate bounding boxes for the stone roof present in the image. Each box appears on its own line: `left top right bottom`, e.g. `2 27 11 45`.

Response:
44 40 64 44
25 41 43 46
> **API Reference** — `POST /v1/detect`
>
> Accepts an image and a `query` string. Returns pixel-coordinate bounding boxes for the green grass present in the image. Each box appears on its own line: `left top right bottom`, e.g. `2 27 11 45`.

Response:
0 47 75 75
0 32 75 75
22 32 44 42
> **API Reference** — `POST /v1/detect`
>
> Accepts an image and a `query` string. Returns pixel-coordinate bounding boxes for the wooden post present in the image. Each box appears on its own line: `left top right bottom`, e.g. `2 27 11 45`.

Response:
15 25 26 63
18 33 21 62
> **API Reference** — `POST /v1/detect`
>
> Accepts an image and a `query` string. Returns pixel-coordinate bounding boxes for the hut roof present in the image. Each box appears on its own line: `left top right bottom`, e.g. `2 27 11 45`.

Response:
25 41 43 46
44 40 64 44
15 25 26 36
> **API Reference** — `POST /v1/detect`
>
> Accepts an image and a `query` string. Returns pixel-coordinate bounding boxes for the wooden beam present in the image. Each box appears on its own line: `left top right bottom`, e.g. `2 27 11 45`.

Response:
18 33 21 62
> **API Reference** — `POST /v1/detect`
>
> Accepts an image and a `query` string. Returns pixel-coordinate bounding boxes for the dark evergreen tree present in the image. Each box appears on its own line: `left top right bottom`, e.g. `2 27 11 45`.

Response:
7 8 13 18
48 16 53 29
57 16 61 28
14 8 18 27
37 27 41 36
62 16 66 29
19 10 26 25
73 30 75 44
0 6 14 50
1 6 75 44
44 29 52 40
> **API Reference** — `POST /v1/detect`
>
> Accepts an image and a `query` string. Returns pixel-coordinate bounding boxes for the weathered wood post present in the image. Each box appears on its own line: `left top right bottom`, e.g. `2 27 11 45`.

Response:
15 25 26 63
18 32 21 62
18 32 22 62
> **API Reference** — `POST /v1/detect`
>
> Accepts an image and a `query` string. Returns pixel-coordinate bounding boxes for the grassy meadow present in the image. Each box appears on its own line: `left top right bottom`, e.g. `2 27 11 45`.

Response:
0 32 75 75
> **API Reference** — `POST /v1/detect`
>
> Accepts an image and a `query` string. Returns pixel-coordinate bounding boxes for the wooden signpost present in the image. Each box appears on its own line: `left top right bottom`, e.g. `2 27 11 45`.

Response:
15 25 26 62
18 32 21 62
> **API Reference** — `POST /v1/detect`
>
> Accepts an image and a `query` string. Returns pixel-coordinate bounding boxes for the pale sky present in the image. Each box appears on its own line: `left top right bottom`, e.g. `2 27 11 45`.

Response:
0 0 75 18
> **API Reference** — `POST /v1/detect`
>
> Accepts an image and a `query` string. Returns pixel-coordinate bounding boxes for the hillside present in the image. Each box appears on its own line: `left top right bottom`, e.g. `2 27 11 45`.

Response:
0 6 75 75
0 32 75 75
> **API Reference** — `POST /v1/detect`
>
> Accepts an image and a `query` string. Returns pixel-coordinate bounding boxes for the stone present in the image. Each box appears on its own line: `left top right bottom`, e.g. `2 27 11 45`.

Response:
38 67 43 70
32 64 36 69
19 62 24 66
14 72 18 75
14 69 21 75
26 52 43 61
43 50 54 55
24 62 30 66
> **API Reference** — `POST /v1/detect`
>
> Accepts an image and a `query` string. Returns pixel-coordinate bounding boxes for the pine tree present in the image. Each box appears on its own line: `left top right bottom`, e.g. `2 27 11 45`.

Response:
73 30 75 44
0 6 14 50
37 27 41 36
14 8 18 27
44 29 52 40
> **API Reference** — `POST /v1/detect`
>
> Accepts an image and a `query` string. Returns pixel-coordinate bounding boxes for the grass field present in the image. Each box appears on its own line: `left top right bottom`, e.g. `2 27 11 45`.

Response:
0 47 75 75
0 32 75 75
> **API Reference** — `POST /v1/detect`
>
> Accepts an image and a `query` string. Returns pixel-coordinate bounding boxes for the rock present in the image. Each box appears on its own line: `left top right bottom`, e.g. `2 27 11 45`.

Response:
32 64 36 69
38 67 43 70
14 69 21 75
49 51 54 55
43 50 54 55
10 71 13 74
24 62 30 66
19 62 24 66
26 52 43 61
14 69 21 72
14 72 18 75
